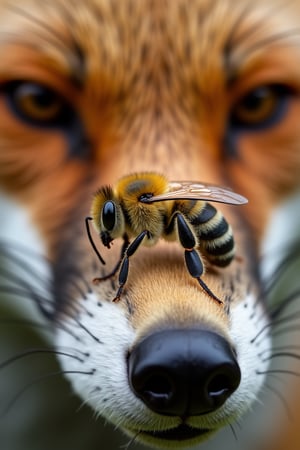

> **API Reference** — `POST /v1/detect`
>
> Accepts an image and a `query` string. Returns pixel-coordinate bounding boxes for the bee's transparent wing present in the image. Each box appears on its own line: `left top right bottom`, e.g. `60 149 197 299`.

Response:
144 181 248 205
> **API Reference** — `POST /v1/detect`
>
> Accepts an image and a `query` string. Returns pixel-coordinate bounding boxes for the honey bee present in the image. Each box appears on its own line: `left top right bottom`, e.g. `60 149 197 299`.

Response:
86 172 248 304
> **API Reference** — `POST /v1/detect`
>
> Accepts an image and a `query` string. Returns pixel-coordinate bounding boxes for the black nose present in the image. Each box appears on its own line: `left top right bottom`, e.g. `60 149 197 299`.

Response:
128 329 241 417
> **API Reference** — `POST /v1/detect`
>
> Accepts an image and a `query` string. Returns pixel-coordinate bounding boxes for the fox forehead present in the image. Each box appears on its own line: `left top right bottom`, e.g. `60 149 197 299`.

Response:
1 0 297 98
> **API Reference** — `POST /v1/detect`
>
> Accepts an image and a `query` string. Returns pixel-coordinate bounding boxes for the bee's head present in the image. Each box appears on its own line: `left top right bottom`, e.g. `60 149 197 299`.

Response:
91 186 125 247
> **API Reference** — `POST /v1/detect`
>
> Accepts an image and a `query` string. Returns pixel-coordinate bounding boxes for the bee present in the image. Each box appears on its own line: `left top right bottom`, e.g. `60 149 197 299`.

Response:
86 172 248 304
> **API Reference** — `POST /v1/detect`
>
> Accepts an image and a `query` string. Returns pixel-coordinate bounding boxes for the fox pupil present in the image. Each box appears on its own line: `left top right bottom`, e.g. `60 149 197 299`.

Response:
102 201 116 231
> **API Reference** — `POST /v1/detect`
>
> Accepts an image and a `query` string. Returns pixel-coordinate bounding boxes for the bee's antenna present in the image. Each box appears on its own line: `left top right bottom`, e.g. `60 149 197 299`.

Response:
85 217 106 265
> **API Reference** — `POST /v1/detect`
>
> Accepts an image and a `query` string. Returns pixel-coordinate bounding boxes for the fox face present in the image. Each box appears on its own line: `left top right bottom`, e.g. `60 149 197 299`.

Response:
0 0 300 449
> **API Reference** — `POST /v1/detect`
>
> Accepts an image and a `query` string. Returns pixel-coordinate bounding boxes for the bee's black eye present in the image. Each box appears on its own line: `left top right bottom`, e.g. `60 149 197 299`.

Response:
102 201 116 231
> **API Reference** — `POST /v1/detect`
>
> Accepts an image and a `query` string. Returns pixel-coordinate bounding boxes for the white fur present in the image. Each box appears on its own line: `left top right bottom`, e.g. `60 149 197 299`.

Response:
261 189 300 281
0 192 52 324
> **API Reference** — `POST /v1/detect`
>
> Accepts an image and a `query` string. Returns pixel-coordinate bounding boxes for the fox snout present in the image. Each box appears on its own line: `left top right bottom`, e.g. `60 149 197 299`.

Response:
55 240 271 448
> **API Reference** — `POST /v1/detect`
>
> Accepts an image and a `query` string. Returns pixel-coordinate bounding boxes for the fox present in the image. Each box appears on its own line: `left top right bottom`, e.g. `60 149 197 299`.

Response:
0 0 300 449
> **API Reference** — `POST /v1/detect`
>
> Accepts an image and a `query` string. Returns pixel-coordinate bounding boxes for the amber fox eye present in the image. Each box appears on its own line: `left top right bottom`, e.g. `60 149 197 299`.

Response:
230 84 291 130
102 201 116 231
2 80 74 127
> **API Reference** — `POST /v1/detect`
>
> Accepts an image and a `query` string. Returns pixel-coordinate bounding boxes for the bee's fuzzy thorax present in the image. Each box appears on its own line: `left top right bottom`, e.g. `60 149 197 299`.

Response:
113 172 171 240
114 172 169 201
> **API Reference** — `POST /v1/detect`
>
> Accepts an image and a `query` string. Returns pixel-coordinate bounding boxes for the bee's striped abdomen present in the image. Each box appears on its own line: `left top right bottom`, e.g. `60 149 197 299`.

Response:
191 203 235 267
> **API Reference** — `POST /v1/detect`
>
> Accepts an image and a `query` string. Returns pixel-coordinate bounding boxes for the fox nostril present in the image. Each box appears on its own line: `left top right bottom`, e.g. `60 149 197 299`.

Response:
142 373 173 404
207 373 232 397
128 329 241 417
144 374 172 397
205 369 239 410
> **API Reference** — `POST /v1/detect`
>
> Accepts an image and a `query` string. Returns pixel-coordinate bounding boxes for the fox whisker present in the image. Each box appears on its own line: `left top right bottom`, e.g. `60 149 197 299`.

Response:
1 368 96 419
0 347 88 370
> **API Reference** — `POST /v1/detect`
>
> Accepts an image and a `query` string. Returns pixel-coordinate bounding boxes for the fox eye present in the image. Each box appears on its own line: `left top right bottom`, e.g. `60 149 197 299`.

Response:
3 80 73 127
102 201 116 231
230 84 291 130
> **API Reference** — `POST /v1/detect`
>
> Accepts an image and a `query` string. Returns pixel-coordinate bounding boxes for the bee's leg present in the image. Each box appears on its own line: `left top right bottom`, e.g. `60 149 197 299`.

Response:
93 235 130 283
113 230 149 302
175 213 223 305
185 249 223 305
